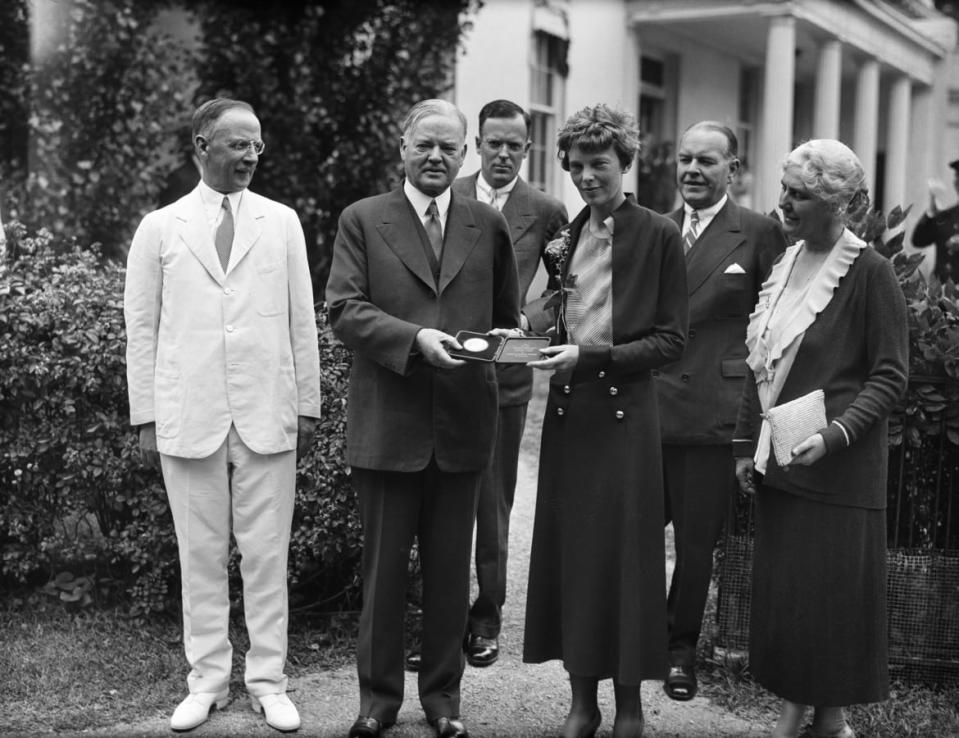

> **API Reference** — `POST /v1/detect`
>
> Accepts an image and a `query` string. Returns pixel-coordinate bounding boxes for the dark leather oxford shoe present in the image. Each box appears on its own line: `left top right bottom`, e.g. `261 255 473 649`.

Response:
405 650 422 672
430 716 469 737
348 715 393 738
465 634 499 668
663 664 698 701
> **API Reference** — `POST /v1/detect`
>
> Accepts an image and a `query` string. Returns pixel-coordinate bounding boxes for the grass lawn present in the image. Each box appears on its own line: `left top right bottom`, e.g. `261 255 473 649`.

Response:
0 594 357 735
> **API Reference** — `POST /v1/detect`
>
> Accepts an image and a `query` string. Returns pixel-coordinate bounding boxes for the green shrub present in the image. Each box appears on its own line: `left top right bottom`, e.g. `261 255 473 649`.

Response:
0 223 360 616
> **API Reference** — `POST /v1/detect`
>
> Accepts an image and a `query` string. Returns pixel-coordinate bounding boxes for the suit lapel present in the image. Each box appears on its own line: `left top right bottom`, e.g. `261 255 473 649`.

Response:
686 201 745 295
177 189 225 287
438 194 482 294
501 178 537 243
376 189 437 292
228 191 264 274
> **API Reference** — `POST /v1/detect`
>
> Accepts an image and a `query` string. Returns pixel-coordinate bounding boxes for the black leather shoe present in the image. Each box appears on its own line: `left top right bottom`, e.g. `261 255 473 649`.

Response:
429 716 469 737
348 715 393 738
405 650 422 672
663 664 697 701
465 634 499 667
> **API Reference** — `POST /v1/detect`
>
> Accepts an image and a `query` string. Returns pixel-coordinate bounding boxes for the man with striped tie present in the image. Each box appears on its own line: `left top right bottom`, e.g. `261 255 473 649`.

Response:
124 98 321 733
657 121 786 702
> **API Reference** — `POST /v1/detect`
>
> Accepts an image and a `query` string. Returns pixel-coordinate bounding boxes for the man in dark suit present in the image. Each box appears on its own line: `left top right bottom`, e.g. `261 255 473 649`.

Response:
911 157 959 283
326 98 520 738
655 121 786 701
448 99 567 668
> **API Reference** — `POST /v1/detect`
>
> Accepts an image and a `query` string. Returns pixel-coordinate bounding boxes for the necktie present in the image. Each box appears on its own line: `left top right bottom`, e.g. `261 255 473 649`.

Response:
684 210 700 254
215 196 234 271
489 188 500 211
565 226 613 345
425 199 443 259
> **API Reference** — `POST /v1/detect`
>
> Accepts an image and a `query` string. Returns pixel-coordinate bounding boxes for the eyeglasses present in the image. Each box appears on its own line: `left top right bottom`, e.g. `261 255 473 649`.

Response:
481 139 526 154
226 139 265 155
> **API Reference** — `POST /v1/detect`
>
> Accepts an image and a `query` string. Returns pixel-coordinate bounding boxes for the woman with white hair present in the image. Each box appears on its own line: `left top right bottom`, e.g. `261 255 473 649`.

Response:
733 139 908 738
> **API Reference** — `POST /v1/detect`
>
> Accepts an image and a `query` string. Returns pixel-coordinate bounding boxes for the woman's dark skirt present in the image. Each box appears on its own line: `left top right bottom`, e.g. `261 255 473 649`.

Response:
750 483 889 706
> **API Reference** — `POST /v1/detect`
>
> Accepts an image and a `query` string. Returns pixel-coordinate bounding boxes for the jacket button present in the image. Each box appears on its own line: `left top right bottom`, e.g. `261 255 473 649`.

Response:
681 373 690 382
609 386 618 396
563 385 571 394
557 407 565 416
598 371 606 378
226 325 235 333
651 369 660 377
615 410 624 420
688 328 696 338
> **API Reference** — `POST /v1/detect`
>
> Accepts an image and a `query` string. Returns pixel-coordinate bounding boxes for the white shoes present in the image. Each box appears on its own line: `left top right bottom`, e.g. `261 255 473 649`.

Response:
170 690 230 731
251 692 301 732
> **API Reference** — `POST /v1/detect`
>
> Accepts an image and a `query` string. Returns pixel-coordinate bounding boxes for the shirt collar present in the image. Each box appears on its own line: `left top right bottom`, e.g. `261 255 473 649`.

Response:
476 173 518 200
404 179 451 218
198 179 244 214
684 194 727 221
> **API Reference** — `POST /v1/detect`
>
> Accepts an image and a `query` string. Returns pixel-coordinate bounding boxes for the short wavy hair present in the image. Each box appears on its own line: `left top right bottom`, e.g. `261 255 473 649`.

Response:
557 104 641 172
401 98 467 141
783 139 868 214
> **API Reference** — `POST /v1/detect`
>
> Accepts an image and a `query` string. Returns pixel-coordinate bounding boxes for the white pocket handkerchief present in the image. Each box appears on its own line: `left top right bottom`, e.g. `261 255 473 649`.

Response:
724 263 746 274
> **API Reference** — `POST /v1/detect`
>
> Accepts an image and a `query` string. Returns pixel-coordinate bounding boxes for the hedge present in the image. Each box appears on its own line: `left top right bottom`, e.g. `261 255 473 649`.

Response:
0 223 360 616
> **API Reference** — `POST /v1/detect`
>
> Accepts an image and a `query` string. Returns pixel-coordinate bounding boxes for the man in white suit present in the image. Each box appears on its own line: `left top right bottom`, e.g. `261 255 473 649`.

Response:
124 98 321 733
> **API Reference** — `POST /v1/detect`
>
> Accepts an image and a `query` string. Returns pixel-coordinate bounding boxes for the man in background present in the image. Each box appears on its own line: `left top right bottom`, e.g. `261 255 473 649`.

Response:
656 120 786 702
911 157 959 283
450 99 566 669
326 98 519 738
124 98 320 733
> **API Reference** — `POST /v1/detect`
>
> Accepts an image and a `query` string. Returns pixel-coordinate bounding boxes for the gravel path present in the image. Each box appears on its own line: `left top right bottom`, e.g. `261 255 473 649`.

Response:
79 375 767 737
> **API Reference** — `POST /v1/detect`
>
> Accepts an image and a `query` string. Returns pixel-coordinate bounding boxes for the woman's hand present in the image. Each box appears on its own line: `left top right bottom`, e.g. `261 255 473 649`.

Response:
528 344 579 371
735 457 756 495
787 433 826 467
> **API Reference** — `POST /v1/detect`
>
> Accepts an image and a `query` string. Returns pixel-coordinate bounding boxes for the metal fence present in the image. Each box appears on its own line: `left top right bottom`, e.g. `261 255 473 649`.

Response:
715 380 959 685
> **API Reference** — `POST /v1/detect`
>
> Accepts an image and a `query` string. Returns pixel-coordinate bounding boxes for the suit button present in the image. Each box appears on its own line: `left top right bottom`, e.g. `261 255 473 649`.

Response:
224 287 232 295
681 373 689 382
557 407 565 416
226 325 235 333
615 410 625 420
609 386 618 396
563 385 571 394
598 371 606 378
688 328 696 338
651 369 660 378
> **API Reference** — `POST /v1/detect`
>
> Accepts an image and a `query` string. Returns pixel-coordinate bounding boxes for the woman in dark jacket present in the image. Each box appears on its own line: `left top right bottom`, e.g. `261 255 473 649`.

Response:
734 139 908 738
522 104 688 738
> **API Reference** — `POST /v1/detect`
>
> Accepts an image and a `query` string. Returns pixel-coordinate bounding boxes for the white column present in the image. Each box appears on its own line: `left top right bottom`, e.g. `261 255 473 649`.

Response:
854 59 880 199
813 40 842 140
884 74 911 212
757 15 796 214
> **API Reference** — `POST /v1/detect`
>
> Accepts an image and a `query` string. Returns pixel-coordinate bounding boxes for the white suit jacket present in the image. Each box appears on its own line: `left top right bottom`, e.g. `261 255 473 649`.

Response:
124 187 322 458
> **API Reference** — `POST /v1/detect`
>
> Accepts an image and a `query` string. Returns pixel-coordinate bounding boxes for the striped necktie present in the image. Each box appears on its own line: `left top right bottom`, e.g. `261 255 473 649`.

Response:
425 199 443 259
215 196 234 271
684 210 700 254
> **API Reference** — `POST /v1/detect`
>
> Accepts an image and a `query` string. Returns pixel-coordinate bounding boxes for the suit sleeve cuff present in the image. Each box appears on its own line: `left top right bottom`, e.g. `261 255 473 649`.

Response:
732 438 755 458
821 421 850 454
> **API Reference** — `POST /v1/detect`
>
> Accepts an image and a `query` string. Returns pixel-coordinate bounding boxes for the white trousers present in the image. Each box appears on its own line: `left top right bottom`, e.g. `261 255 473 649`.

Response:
160 424 296 697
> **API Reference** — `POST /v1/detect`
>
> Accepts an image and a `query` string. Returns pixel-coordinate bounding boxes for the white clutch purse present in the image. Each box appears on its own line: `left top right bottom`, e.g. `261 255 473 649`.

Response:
765 389 827 467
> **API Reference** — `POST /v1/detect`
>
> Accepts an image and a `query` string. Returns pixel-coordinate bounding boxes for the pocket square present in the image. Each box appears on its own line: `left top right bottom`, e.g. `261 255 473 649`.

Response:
724 263 746 274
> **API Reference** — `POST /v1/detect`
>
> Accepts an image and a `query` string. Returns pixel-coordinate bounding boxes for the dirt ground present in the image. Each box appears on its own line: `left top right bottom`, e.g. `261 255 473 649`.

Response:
77 374 768 737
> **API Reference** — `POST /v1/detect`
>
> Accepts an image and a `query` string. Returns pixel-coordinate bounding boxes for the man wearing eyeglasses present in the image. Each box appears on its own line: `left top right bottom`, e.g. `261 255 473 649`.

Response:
124 98 321 733
449 99 567 669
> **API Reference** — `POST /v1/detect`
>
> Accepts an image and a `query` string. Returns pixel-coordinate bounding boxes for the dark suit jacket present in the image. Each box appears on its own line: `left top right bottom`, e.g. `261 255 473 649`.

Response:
655 200 786 444
452 173 567 405
326 186 520 473
911 204 959 282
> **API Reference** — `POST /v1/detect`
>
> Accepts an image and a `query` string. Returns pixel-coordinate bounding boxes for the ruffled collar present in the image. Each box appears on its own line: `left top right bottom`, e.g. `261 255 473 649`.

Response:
745 228 865 378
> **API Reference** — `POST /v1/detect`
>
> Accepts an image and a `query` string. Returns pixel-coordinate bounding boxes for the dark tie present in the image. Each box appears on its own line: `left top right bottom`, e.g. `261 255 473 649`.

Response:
425 199 443 259
215 196 234 271
684 210 700 254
